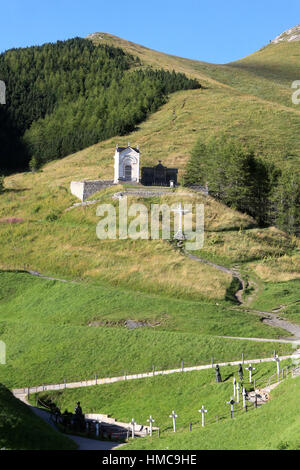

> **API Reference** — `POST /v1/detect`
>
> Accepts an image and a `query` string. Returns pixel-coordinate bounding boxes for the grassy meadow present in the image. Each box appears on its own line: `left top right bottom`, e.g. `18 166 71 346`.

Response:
0 271 292 389
0 383 76 450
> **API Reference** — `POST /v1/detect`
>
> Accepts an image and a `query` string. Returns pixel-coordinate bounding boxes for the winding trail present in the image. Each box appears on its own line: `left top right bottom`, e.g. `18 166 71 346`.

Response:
185 251 245 303
184 249 300 340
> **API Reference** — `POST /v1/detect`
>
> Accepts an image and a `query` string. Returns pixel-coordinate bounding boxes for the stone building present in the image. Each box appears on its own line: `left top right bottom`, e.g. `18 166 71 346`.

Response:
114 144 140 183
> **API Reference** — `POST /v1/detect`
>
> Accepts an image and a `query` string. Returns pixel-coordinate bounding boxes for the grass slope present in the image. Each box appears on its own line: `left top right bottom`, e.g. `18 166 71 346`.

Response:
0 272 292 389
34 361 299 450
123 373 300 450
0 383 76 450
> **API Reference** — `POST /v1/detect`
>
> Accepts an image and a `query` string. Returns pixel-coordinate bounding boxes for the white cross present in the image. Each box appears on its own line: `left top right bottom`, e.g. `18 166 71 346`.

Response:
198 405 207 427
172 203 191 240
246 364 255 383
147 415 155 437
130 418 136 439
169 410 178 432
236 382 240 403
227 397 236 418
233 377 236 397
242 387 247 408
275 354 280 375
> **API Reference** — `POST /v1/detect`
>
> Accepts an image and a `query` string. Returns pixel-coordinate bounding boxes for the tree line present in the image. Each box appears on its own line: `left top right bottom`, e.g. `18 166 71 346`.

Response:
0 37 200 172
184 137 300 235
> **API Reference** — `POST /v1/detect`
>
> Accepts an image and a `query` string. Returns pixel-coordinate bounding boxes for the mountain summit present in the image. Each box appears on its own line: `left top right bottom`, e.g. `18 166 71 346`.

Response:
271 24 300 43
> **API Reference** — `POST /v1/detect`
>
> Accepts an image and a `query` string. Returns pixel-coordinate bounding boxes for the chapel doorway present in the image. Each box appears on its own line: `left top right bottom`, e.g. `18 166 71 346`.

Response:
125 165 132 181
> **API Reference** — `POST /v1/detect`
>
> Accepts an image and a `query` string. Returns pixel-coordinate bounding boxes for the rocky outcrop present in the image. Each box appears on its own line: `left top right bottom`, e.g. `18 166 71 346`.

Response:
271 25 300 44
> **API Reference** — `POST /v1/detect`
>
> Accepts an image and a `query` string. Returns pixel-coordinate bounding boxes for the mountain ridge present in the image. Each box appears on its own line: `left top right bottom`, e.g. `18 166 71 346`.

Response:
271 24 300 44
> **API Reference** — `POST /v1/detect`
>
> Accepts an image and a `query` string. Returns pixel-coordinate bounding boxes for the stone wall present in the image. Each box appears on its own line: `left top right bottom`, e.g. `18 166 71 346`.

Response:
70 180 114 201
189 184 209 196
112 189 174 200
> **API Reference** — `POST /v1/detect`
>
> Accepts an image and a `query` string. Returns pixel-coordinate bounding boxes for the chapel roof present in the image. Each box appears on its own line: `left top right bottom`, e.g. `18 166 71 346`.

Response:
116 146 140 153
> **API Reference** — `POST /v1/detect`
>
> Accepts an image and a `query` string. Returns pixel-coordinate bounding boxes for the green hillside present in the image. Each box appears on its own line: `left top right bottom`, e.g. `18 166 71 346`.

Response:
0 37 200 172
0 271 291 389
33 361 300 450
122 373 300 450
1 31 300 451
0 383 76 450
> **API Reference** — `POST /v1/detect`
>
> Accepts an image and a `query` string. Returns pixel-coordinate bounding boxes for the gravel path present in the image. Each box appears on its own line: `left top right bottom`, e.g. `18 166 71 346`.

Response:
218 335 300 344
185 251 300 339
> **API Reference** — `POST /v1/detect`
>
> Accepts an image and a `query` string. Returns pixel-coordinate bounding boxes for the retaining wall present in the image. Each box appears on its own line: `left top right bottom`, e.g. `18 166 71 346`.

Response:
70 180 114 201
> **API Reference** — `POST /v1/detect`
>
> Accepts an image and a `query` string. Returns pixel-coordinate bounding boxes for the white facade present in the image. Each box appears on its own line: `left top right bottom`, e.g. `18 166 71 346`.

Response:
114 145 140 184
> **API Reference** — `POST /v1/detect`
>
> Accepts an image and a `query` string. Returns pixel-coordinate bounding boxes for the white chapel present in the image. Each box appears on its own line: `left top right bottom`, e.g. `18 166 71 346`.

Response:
113 144 140 184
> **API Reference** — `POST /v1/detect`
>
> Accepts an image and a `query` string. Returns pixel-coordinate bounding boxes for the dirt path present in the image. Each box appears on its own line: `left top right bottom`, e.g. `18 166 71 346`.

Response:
218 335 300 345
185 251 245 303
184 250 300 339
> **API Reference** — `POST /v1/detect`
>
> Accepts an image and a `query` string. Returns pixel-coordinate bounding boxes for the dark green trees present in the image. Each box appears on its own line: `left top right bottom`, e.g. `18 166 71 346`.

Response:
270 171 300 235
184 137 300 234
0 38 200 172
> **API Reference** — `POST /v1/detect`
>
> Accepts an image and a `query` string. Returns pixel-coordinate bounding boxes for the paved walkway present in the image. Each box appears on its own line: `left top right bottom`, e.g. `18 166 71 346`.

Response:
12 352 300 397
14 393 121 450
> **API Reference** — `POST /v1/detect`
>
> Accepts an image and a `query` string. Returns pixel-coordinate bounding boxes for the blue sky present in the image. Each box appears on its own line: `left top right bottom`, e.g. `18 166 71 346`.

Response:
0 0 299 63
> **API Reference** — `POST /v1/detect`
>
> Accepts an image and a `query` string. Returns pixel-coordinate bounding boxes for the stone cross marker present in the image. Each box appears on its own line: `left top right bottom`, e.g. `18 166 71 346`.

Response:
246 364 255 383
275 354 280 375
227 397 236 419
198 405 207 427
147 415 155 437
236 382 240 403
242 387 247 408
233 377 236 397
130 418 136 439
169 410 178 432
172 203 191 240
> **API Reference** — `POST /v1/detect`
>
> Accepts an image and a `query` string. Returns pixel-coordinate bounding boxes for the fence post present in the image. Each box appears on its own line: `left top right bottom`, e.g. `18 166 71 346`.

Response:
216 415 218 423
242 352 244 364
125 369 127 380
189 423 192 432
181 360 184 372
64 379 66 389
158 427 161 438
211 357 214 368
152 365 155 377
